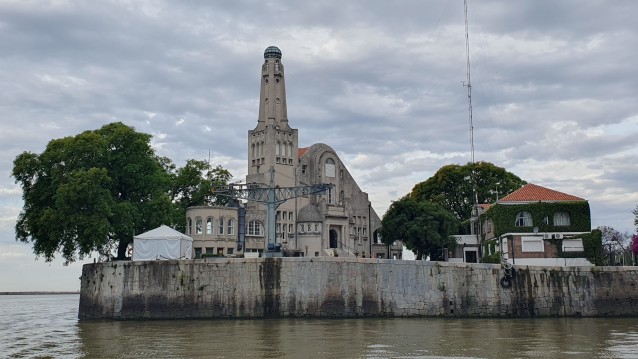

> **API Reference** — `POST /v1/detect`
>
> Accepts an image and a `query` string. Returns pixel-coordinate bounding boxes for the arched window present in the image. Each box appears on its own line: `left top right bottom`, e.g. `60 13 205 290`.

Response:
275 141 280 155
195 218 203 235
298 224 304 233
218 218 224 235
286 142 292 157
515 211 533 227
247 220 264 236
325 158 336 177
228 219 235 235
259 141 264 156
187 218 192 235
554 212 571 226
206 218 213 234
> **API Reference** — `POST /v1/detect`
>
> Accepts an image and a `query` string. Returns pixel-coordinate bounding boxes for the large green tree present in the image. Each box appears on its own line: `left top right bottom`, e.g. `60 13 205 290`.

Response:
13 122 176 262
409 161 526 222
381 198 459 260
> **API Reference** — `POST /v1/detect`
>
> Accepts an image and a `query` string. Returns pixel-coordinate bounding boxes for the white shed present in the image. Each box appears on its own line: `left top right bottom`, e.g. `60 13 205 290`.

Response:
132 225 193 261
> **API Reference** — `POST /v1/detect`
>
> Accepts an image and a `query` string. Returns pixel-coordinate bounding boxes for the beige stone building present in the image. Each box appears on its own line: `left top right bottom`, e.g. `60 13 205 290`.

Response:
187 46 402 259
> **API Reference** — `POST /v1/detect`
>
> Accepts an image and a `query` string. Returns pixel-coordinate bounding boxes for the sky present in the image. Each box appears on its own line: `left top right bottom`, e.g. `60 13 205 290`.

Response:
1 0 637 291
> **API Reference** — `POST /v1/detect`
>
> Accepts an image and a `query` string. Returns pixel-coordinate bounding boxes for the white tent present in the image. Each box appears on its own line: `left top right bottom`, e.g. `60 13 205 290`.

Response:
132 225 193 261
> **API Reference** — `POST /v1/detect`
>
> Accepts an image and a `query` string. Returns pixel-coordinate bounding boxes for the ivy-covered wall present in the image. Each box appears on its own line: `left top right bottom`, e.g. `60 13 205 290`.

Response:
484 201 591 237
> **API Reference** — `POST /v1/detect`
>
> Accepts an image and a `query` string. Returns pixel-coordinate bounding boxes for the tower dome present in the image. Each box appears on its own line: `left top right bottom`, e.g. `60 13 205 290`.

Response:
264 46 282 59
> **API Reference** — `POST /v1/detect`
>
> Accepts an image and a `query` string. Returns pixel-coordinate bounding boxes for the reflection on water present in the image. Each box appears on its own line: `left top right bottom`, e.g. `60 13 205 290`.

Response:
2 294 638 358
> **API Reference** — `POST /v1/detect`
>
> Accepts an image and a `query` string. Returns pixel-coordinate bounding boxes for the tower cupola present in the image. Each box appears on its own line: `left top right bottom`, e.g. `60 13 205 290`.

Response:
264 46 282 59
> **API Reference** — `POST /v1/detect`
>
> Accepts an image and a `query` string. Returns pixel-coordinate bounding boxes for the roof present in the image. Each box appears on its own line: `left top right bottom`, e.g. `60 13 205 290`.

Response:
134 225 193 241
297 204 323 222
498 183 585 203
298 147 308 158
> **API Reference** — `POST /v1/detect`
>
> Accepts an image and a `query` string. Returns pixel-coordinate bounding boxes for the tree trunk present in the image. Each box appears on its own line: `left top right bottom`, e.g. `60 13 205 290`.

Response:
116 240 129 260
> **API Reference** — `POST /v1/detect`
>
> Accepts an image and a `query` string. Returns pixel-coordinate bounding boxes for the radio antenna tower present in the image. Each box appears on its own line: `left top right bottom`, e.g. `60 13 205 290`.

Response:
463 0 481 256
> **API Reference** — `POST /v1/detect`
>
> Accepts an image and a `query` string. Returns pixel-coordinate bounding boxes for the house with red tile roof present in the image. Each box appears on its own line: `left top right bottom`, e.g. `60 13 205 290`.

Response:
480 183 593 266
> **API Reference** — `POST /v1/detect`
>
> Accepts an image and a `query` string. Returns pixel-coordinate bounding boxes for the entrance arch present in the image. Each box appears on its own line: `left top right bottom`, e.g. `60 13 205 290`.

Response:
329 229 338 248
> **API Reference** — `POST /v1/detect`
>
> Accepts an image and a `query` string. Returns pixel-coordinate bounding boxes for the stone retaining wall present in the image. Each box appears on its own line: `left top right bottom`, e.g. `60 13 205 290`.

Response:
78 257 638 319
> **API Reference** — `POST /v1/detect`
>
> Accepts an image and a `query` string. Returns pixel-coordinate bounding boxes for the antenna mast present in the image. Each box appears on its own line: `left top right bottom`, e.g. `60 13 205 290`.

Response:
464 0 475 165
464 0 481 256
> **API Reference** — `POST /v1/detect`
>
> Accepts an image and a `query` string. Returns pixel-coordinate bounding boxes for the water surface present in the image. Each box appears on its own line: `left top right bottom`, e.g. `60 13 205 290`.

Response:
2 294 637 358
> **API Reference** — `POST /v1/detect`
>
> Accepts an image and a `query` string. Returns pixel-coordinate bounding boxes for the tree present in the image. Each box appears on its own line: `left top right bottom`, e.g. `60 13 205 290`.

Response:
598 226 630 265
409 161 526 222
631 234 638 264
381 198 459 260
13 122 174 263
634 204 638 228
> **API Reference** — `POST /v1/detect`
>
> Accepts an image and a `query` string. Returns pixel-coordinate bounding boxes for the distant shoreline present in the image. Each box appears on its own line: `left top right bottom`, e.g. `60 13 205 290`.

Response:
0 291 80 295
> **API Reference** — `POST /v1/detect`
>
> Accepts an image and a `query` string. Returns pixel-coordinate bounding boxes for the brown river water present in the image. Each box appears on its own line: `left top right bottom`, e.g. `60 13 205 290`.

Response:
1 294 637 358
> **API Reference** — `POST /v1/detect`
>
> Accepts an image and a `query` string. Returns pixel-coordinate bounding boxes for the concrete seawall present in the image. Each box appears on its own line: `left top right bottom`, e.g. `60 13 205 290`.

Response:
78 257 638 320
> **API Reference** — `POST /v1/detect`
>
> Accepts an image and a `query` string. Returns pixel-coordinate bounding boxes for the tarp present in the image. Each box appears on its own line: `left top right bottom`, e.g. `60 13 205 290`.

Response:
132 225 193 261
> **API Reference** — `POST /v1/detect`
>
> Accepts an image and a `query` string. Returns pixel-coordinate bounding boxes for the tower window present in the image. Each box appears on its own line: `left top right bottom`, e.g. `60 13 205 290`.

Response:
325 158 336 177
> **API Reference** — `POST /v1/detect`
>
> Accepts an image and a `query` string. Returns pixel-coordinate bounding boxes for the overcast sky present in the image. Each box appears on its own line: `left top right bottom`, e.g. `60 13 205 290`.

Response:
1 0 637 291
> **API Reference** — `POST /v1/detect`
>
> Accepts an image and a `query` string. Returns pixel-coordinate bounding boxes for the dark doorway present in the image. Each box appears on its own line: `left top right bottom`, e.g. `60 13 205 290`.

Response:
329 229 338 248
465 250 477 263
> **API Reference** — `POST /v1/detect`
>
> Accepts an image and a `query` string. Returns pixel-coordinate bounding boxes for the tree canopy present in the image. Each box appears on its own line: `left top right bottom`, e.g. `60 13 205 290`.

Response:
409 161 526 222
381 198 459 260
12 122 232 263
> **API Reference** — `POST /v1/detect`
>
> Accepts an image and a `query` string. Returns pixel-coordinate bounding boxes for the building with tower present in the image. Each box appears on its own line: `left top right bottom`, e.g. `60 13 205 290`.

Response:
186 46 402 259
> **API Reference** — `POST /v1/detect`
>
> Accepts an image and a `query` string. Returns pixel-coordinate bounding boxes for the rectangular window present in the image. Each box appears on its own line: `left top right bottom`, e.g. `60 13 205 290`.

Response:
315 252 319 257
302 165 307 174
521 236 544 252
227 248 234 255
228 219 235 235
194 247 202 259
562 239 583 252
288 212 292 221
218 218 224 235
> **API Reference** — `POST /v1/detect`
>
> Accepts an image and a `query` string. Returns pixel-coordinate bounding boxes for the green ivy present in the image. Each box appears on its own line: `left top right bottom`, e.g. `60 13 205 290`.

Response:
483 201 591 237
578 229 603 265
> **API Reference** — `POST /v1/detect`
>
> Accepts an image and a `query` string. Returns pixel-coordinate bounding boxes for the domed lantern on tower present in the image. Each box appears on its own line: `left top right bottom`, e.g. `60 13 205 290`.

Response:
264 46 282 59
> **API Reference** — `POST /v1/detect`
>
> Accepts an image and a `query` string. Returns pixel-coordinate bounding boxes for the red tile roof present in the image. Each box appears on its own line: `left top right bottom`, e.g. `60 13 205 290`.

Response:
498 183 585 203
298 147 308 158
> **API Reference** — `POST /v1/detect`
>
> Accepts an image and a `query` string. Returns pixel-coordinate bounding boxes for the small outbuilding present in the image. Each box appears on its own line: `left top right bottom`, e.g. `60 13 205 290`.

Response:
132 225 193 261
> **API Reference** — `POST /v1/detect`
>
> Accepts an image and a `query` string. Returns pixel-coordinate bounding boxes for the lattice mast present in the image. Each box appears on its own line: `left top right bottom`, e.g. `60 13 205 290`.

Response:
463 0 481 254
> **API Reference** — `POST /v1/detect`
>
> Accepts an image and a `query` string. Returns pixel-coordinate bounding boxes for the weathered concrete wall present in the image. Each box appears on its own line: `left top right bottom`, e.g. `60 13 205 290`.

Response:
78 257 638 320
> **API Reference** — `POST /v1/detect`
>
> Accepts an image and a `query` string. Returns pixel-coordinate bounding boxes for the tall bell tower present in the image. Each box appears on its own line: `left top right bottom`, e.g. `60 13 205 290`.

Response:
246 46 299 248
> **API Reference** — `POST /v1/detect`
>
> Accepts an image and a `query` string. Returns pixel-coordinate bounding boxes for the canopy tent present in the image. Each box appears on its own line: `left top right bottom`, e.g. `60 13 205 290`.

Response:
132 225 193 261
